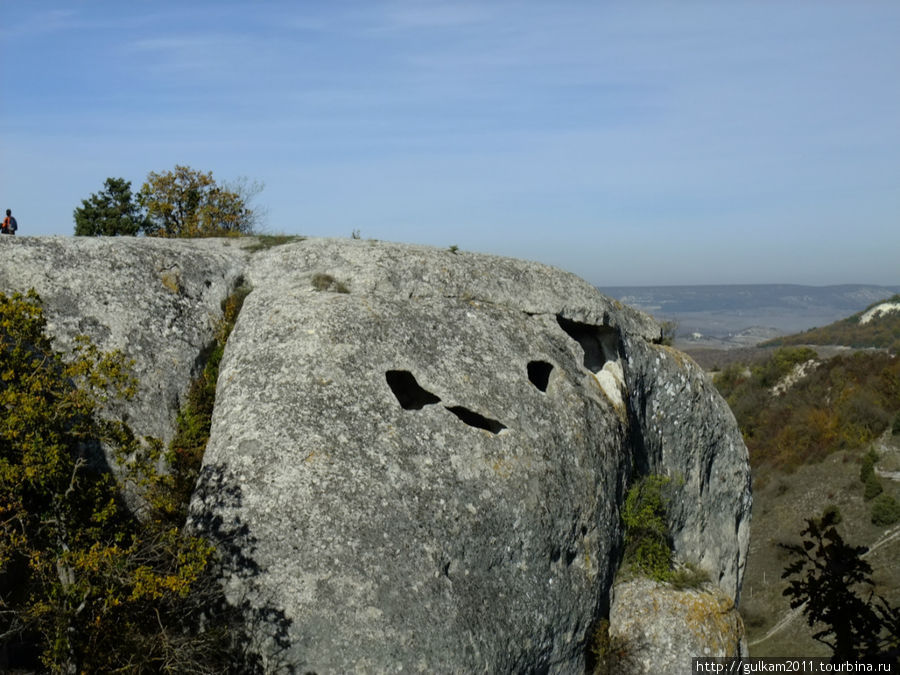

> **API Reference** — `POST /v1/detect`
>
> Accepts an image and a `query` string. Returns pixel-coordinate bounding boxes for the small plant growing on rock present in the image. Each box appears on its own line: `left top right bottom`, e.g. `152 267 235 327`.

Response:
311 273 350 294
244 234 304 252
622 474 673 582
657 320 678 346
587 619 638 675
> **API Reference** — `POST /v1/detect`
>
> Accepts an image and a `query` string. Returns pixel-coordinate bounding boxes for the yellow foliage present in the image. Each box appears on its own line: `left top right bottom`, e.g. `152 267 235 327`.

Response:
0 289 224 672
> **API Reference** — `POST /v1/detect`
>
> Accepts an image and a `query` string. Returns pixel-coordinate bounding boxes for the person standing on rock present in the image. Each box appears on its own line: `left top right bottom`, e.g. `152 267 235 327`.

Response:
1 210 17 235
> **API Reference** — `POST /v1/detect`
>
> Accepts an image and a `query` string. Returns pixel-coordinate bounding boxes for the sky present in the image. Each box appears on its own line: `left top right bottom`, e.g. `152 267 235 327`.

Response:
1 1 898 286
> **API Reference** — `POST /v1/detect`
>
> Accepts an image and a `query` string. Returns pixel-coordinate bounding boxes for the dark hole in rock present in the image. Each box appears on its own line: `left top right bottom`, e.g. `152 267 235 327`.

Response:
550 546 561 564
565 549 577 566
385 370 441 410
527 360 553 392
556 316 619 374
445 406 506 434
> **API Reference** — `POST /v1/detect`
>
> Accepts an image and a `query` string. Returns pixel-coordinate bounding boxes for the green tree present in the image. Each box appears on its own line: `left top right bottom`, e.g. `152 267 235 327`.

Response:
781 511 899 663
138 165 259 238
73 177 148 236
0 290 242 672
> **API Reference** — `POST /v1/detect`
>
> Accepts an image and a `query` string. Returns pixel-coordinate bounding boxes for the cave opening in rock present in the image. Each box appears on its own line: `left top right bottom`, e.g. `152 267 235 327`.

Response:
385 370 441 410
556 316 619 374
445 406 506 434
527 360 553 392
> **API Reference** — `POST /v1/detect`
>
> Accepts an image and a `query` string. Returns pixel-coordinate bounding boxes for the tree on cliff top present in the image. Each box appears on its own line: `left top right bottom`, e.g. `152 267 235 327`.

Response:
73 177 149 236
74 166 263 238
138 165 260 238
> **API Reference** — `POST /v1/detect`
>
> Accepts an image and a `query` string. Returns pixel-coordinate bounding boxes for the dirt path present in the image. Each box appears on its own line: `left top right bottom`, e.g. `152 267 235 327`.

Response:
748 523 900 648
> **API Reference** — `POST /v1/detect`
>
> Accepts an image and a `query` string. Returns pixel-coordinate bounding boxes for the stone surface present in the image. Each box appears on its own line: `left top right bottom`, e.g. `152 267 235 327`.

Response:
608 579 745 675
1 236 753 672
191 238 751 673
622 338 752 599
0 236 249 444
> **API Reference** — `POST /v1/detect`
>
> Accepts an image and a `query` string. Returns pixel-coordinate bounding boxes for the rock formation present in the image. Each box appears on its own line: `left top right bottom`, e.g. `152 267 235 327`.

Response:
0 236 247 444
0 235 751 673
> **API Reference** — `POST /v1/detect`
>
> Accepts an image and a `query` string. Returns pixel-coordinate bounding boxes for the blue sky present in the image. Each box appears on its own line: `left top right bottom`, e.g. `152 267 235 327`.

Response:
1 1 898 286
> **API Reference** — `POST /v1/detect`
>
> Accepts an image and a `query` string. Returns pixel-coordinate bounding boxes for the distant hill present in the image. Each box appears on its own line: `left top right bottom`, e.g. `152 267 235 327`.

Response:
599 284 900 346
762 294 900 352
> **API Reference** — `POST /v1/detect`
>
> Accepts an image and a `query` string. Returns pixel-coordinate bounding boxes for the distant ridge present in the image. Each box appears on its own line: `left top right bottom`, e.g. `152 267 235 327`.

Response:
598 284 900 314
762 293 900 353
599 284 900 342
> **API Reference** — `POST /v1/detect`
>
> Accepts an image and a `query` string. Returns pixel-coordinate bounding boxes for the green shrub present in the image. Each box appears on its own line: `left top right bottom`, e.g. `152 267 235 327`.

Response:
860 448 879 484
714 348 900 472
622 475 673 581
863 474 884 501
668 563 710 590
871 494 900 527
0 290 242 672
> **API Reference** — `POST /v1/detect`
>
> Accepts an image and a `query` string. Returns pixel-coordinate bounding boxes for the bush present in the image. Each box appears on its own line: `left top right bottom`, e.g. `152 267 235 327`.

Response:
622 475 673 581
860 448 880 483
714 349 900 471
864 474 884 501
754 347 817 388
0 290 248 672
871 494 900 527
311 272 350 293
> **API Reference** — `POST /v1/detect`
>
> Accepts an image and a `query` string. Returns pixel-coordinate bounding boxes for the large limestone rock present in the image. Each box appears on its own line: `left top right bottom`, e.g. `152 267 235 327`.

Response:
0 236 752 672
0 236 248 444
190 239 751 672
607 579 745 674
623 338 752 598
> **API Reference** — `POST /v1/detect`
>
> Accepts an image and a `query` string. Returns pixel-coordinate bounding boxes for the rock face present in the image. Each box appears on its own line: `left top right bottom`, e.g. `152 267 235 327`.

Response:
0 236 248 445
0 236 752 673
608 579 745 673
623 338 752 597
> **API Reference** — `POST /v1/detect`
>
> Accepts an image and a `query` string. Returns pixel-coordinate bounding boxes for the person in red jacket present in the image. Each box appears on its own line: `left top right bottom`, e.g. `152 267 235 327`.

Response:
1 209 17 235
